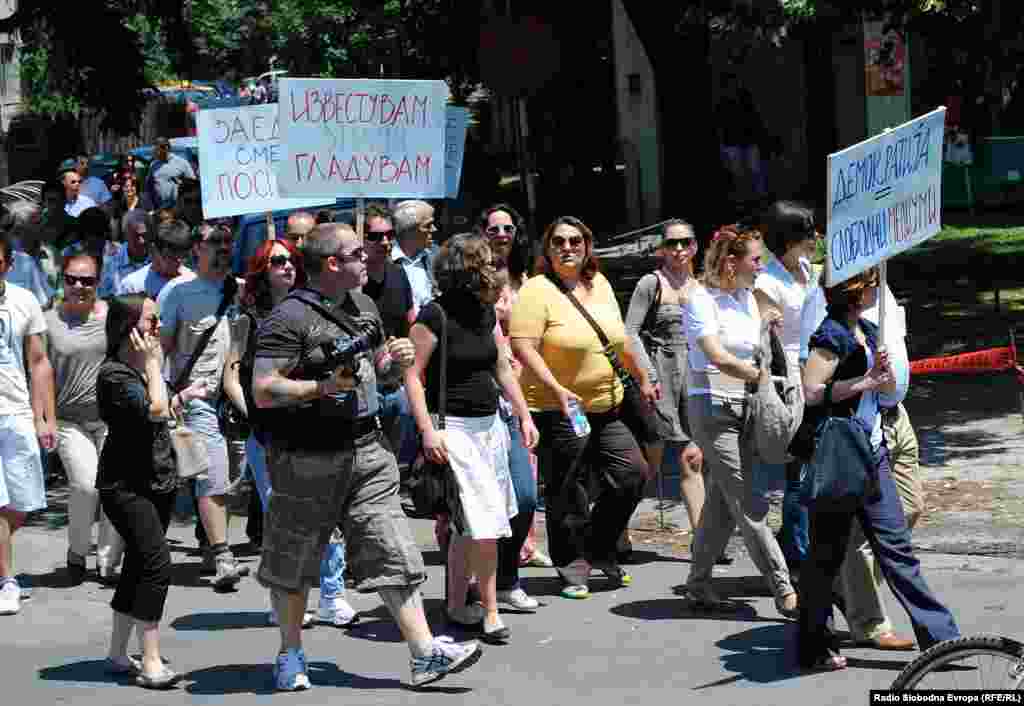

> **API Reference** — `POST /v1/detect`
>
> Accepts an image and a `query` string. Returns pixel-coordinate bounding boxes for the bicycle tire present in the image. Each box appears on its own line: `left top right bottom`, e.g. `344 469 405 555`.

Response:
891 635 1024 690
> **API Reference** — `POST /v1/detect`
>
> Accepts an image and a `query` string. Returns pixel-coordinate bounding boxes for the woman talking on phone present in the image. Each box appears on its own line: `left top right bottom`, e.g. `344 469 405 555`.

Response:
509 216 655 600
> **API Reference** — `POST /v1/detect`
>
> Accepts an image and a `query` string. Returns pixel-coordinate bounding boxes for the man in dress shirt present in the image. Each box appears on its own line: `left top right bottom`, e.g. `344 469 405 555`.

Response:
391 200 437 317
60 169 97 218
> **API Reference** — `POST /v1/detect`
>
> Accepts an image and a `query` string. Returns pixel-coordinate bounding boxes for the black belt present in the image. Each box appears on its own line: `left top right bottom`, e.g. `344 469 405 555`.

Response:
348 415 383 444
378 381 403 394
274 416 382 452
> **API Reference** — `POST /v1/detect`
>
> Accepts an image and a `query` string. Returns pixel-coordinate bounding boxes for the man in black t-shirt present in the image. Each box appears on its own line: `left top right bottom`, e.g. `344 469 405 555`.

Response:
361 204 419 468
251 223 481 691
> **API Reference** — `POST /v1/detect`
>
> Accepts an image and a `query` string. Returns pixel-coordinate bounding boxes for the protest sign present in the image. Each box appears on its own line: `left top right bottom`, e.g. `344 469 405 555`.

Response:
197 104 332 220
826 106 946 287
275 78 448 199
445 106 469 199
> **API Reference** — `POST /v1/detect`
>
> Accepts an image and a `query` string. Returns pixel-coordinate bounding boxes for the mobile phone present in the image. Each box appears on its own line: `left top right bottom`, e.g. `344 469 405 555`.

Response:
149 316 159 336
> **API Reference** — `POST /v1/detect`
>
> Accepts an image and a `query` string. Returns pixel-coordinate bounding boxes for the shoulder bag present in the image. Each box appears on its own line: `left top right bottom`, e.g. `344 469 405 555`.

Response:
799 381 880 512
401 303 465 532
746 323 804 465
168 403 211 480
544 273 659 444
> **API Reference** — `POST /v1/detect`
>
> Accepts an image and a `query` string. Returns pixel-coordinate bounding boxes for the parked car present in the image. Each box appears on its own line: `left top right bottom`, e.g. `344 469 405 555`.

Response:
232 201 357 275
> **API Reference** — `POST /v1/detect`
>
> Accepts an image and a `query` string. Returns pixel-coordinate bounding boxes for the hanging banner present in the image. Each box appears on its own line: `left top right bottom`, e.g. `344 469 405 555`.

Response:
445 106 469 199
826 106 946 286
864 20 906 98
275 78 448 199
197 104 333 220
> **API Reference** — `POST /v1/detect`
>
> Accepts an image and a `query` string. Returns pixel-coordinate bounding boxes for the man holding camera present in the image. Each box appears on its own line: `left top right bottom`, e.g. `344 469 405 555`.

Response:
252 223 481 692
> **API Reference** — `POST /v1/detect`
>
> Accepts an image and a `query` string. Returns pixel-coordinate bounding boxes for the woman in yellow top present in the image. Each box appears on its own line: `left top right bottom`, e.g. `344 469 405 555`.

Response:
510 216 656 599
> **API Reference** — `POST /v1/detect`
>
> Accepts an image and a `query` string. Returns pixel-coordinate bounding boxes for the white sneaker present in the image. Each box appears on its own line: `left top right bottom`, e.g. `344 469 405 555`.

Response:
409 636 482 688
496 588 539 612
0 580 20 615
317 596 358 627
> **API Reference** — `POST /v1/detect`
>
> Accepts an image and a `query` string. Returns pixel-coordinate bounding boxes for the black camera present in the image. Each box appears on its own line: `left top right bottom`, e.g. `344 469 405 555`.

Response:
319 316 384 382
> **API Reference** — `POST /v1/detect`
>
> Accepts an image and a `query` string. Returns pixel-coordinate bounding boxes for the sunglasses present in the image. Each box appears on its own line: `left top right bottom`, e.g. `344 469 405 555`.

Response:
269 254 292 268
328 247 366 262
486 224 517 236
550 235 584 249
365 229 395 243
663 237 696 250
64 273 98 287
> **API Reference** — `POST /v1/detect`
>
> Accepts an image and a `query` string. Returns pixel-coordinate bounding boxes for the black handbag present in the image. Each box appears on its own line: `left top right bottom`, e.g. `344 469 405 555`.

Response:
400 303 465 532
544 273 659 444
799 382 881 511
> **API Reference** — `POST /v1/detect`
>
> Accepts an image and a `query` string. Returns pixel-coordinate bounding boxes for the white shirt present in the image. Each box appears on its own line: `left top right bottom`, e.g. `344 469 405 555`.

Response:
0 282 48 416
799 282 909 407
685 284 760 397
391 242 434 316
754 256 812 362
64 194 97 217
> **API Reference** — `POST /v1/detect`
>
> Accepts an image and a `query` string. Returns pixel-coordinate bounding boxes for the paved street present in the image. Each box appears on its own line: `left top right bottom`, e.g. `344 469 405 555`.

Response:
4 509 1024 706
4 374 1023 705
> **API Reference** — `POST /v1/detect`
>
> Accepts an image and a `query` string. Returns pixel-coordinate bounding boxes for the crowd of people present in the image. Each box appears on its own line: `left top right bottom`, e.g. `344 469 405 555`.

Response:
0 149 960 690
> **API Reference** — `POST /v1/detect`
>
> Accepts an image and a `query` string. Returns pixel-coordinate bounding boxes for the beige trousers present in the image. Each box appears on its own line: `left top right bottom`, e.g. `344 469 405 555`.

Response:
837 402 923 640
58 419 124 569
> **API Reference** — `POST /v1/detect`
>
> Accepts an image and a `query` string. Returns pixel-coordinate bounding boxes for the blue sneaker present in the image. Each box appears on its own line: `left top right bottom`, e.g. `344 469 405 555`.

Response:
409 637 482 688
273 648 311 691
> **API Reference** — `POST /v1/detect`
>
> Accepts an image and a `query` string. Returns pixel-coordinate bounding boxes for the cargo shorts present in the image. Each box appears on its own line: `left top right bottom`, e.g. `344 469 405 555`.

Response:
257 435 427 594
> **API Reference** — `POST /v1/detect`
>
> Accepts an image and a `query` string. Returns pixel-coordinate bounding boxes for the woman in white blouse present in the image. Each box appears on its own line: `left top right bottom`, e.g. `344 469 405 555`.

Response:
683 224 797 619
752 201 819 574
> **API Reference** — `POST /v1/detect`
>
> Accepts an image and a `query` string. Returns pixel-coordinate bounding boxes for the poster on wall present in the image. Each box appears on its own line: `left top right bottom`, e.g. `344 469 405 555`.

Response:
864 20 906 97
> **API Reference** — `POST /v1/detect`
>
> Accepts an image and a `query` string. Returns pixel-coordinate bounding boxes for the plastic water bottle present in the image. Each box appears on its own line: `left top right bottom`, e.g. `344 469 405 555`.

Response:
567 399 590 437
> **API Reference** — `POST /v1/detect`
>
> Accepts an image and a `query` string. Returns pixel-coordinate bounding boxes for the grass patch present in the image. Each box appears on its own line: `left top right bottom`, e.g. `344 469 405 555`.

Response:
899 210 1024 260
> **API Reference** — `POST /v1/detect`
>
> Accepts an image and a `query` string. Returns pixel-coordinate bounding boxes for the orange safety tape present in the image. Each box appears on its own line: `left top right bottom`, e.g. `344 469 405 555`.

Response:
910 346 1016 376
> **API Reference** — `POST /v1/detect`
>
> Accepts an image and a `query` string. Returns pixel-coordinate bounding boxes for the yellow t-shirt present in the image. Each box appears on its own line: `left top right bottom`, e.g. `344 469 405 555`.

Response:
509 272 625 413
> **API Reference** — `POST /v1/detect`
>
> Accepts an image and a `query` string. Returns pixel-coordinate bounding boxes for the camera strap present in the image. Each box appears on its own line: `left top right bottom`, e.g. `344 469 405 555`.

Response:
284 288 363 340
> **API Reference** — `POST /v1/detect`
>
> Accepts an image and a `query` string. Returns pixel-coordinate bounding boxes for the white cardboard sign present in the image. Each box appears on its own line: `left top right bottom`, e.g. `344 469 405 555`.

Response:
275 78 448 199
826 106 946 286
197 104 332 220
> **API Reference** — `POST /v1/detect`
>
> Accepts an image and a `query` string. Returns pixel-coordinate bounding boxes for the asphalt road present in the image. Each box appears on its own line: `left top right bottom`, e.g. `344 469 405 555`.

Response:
5 513 1024 706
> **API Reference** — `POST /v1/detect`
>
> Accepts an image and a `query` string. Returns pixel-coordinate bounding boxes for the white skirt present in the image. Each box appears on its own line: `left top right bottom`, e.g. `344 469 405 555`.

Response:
442 413 517 540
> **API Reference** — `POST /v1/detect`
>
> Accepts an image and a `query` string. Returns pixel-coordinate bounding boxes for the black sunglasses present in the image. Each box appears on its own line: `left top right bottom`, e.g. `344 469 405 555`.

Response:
64 273 98 287
268 254 292 268
663 237 696 250
365 229 395 243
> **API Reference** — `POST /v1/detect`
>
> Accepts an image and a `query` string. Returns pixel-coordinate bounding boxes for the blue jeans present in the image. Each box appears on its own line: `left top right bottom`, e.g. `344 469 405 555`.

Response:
496 414 538 591
797 446 960 665
247 435 346 599
379 386 418 467
778 461 809 570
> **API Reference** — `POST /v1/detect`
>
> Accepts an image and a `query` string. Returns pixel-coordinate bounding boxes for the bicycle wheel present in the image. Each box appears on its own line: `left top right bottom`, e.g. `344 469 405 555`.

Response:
892 635 1024 690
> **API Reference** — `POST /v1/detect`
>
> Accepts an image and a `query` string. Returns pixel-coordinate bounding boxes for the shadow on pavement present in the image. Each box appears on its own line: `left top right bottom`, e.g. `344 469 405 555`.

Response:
184 661 471 695
171 611 274 631
38 659 136 686
344 599 446 644
669 576 774 599
621 549 690 566
610 598 773 622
